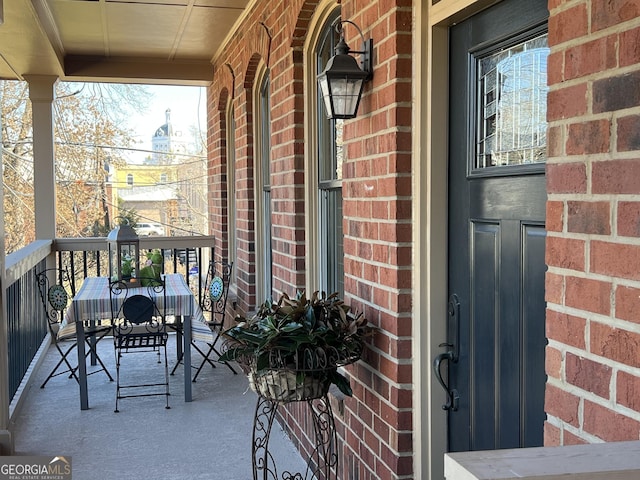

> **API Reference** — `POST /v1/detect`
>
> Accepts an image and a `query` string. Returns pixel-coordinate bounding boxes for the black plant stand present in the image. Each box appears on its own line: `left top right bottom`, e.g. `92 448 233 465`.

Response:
252 394 338 480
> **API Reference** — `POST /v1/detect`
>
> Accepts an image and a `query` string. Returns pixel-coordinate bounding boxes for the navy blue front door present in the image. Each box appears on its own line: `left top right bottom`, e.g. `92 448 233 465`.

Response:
445 0 549 452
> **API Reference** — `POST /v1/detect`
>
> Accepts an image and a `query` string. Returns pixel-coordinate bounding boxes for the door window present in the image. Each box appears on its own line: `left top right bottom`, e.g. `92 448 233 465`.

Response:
475 34 549 170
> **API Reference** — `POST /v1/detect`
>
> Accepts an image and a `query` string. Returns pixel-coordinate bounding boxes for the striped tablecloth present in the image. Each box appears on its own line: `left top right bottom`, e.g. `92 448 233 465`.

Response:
59 273 214 343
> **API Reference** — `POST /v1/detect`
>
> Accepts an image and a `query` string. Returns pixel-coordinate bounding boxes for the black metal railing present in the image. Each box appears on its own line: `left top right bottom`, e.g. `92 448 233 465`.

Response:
7 258 47 400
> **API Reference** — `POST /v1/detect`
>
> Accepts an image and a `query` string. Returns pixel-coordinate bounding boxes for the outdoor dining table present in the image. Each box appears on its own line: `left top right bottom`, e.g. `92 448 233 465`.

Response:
59 273 214 410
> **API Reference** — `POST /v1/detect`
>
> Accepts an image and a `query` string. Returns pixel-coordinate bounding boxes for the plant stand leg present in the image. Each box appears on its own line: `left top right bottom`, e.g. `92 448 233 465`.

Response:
252 395 279 480
251 395 337 480
307 396 338 479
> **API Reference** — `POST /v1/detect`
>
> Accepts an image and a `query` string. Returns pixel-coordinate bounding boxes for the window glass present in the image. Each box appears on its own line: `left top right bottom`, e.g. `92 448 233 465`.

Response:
259 73 273 300
227 102 237 272
475 34 549 169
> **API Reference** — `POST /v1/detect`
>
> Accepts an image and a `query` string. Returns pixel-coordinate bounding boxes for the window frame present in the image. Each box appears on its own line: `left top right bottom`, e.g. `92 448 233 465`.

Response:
253 65 273 302
303 3 344 297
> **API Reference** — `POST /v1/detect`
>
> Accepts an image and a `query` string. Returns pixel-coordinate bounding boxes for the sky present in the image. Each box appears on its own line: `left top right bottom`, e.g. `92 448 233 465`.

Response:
124 85 207 163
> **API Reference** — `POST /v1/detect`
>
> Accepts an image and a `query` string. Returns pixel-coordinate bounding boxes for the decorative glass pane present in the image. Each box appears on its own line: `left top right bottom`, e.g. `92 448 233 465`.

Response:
475 33 549 169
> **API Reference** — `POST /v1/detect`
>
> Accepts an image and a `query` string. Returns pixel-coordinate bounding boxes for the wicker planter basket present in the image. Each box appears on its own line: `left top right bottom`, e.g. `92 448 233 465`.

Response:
249 368 332 402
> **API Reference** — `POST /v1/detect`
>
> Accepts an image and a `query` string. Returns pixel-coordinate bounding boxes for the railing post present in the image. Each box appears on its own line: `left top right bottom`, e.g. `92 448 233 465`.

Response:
26 75 58 241
0 94 13 454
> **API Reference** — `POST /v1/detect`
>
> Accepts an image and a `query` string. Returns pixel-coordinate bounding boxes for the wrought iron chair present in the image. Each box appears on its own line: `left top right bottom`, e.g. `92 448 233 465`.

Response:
170 260 237 380
109 277 170 412
36 268 113 389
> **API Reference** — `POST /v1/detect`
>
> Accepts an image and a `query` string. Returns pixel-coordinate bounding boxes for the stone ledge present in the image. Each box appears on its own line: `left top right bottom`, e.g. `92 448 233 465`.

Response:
445 440 640 480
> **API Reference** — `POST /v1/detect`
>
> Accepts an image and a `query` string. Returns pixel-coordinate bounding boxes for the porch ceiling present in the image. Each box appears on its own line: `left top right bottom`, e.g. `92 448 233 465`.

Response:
0 0 252 85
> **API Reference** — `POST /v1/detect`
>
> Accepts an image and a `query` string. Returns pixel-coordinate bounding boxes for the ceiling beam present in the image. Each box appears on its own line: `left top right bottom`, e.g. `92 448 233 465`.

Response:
64 55 213 86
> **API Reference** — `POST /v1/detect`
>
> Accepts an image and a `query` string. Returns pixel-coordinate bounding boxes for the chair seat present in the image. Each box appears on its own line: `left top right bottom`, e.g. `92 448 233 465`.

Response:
60 321 112 338
115 332 168 349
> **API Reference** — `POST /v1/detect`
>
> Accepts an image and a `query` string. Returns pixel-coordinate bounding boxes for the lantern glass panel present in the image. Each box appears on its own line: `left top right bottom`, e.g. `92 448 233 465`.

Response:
107 224 140 281
328 76 364 118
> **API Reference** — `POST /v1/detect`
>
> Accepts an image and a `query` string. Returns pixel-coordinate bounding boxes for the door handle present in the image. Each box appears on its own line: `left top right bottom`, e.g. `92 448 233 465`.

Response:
433 293 461 411
433 348 459 411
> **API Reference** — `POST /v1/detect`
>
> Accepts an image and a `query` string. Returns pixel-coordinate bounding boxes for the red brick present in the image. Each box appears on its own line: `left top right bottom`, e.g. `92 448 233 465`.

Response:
546 162 587 194
548 4 588 45
591 241 640 281
566 352 612 399
615 285 640 324
566 120 611 155
545 272 564 305
378 355 411 384
545 236 585 271
620 26 640 67
547 124 564 157
547 83 588 121
545 383 580 427
593 71 640 113
616 202 640 237
591 322 640 368
564 36 617 80
591 0 640 32
567 201 610 235
563 430 588 445
617 370 640 411
544 422 561 446
547 309 586 348
583 400 640 441
593 160 640 194
617 115 640 152
547 51 564 86
565 276 612 315
546 201 564 232
545 345 563 380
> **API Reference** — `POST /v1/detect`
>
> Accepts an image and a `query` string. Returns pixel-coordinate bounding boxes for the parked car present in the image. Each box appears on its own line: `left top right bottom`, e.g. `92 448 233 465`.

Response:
176 248 197 265
135 222 165 236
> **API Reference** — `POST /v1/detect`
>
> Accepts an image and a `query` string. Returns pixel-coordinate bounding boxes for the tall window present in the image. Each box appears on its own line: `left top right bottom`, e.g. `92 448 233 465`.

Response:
255 71 273 301
316 10 344 296
126 173 133 186
227 101 237 275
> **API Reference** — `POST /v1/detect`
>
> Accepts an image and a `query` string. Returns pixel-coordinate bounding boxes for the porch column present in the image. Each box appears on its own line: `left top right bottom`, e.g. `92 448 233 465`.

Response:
26 75 57 239
0 98 11 454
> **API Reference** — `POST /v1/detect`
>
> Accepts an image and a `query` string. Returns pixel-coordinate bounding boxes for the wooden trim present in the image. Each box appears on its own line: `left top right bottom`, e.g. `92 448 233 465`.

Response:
445 440 640 480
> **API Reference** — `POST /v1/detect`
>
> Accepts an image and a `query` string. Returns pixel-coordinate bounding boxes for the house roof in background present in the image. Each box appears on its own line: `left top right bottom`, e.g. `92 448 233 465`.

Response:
118 186 178 202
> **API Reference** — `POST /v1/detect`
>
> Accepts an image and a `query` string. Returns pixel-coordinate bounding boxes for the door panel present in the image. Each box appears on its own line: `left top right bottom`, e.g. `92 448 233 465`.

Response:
445 0 549 453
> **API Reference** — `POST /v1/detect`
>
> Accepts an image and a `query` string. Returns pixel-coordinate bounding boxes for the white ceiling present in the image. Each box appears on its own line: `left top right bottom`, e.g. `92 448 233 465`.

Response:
0 0 252 85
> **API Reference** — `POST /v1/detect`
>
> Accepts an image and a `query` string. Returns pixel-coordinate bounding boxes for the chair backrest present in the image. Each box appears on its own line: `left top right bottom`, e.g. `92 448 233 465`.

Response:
109 277 166 337
201 260 233 327
36 268 75 333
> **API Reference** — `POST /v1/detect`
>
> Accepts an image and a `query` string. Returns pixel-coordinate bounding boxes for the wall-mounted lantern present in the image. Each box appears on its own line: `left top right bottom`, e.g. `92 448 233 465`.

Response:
317 19 373 119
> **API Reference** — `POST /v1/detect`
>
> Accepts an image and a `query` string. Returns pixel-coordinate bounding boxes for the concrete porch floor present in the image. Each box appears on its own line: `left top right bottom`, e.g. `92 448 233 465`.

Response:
9 334 306 480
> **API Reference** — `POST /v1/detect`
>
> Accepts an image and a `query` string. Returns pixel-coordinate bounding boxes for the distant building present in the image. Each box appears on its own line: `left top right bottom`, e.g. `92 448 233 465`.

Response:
110 108 207 235
149 108 189 165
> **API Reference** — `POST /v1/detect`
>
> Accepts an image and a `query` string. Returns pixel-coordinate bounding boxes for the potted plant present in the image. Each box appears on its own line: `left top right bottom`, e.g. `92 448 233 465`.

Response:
139 249 163 286
218 291 372 402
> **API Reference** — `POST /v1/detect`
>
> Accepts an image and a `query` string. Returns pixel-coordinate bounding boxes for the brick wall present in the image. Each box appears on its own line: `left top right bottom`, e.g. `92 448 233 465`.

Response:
545 0 640 445
206 0 413 478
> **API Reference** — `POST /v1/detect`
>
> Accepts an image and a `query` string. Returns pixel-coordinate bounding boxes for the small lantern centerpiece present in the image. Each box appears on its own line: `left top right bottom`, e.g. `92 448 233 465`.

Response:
107 218 140 282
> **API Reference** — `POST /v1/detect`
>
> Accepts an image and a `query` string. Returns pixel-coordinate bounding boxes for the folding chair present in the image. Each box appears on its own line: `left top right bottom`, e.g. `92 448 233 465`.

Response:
170 260 237 380
109 277 170 412
36 268 113 389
